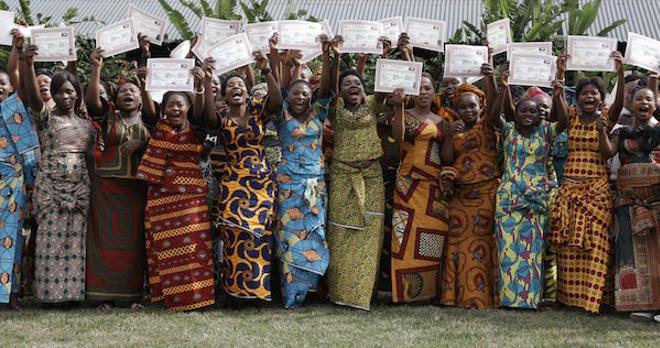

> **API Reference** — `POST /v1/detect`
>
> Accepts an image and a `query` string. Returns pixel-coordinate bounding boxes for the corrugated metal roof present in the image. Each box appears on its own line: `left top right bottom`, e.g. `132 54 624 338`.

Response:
2 0 658 42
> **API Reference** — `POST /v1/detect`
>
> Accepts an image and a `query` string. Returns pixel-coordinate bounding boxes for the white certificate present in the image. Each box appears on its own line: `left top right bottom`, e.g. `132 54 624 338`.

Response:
444 45 488 78
379 17 404 43
31 27 77 62
509 54 557 88
506 42 552 60
96 19 139 57
278 20 325 50
374 59 424 96
145 58 195 92
207 33 255 75
625 33 660 74
245 21 279 53
0 11 14 46
338 20 383 54
566 36 617 72
192 17 241 60
128 5 166 46
487 18 511 55
405 17 446 52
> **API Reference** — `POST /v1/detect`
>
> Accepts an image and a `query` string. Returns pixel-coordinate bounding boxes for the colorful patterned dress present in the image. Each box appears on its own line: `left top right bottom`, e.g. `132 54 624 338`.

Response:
31 108 95 303
440 117 499 309
327 96 385 310
215 99 275 301
495 121 558 309
275 97 332 308
391 113 449 303
136 121 215 311
610 126 660 312
86 106 150 303
550 107 614 313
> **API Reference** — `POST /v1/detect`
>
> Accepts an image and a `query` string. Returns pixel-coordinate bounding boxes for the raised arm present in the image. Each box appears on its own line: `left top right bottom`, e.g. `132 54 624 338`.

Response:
136 66 159 127
255 51 282 115
268 33 281 85
19 45 44 113
319 34 333 99
552 53 569 133
650 73 658 97
9 30 25 100
596 116 616 158
85 47 105 117
389 88 406 142
608 51 625 123
191 66 206 126
488 68 505 129
481 62 498 119
331 36 343 98
203 58 219 129
239 64 256 90
500 62 515 121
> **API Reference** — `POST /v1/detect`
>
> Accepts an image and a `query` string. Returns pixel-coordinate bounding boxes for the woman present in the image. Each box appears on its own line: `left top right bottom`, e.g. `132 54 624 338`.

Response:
490 59 568 309
439 81 499 309
207 53 282 303
609 86 660 317
20 44 95 304
389 73 452 303
84 47 155 309
549 52 625 314
136 83 215 311
273 36 333 309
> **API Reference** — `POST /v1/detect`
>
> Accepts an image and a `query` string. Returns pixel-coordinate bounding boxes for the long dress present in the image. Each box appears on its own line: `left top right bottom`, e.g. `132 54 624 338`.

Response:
86 106 150 303
215 99 275 301
610 126 660 312
31 108 94 303
136 121 215 311
326 96 385 310
495 121 558 309
274 97 332 308
440 117 499 309
550 106 614 313
391 113 449 303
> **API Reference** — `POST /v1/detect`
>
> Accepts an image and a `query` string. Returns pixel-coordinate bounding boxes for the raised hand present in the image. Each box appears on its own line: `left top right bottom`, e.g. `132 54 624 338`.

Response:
191 66 205 88
253 51 270 72
90 47 104 68
269 32 279 51
137 67 148 88
595 115 607 132
551 79 565 95
22 45 38 64
610 51 624 73
388 88 406 106
556 49 568 78
481 62 494 77
10 29 24 49
331 35 343 55
138 33 150 57
320 33 331 54
379 36 392 56
397 32 413 59
501 61 510 86
201 57 216 79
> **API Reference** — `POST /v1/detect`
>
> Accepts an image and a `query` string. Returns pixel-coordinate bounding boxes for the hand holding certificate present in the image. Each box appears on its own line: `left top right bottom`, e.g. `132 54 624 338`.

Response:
338 20 384 54
207 33 255 75
192 17 241 59
506 42 552 60
128 5 166 46
374 59 424 96
96 19 139 57
145 58 195 92
566 36 617 72
508 54 557 88
405 18 446 52
444 45 488 78
625 33 660 74
379 17 404 43
31 27 77 62
487 18 512 55
245 21 279 53
278 20 325 51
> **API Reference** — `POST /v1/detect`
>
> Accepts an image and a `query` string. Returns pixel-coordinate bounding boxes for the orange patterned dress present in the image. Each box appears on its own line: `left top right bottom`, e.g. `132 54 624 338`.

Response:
440 117 500 309
550 106 613 313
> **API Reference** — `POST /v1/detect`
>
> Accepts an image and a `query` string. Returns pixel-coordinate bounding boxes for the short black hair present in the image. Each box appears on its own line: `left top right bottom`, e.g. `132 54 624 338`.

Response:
35 68 53 79
161 91 192 110
51 72 83 111
624 72 648 86
338 69 364 88
575 77 606 101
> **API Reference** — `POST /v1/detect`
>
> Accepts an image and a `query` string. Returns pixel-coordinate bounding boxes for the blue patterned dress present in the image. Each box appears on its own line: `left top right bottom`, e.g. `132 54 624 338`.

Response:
275 97 332 308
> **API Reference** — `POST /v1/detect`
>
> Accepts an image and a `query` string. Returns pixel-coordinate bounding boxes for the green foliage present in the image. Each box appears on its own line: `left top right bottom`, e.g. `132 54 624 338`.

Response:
156 0 194 40
240 0 273 23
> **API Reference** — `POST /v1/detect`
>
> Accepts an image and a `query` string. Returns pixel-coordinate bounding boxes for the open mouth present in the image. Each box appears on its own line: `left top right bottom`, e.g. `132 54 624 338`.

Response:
231 89 243 102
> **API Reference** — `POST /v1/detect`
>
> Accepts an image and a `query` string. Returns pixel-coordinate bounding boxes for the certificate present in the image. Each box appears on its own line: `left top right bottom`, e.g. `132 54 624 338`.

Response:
338 20 383 54
444 45 488 78
405 17 446 52
31 27 77 62
96 19 139 57
207 33 255 75
0 11 14 46
245 21 279 53
508 54 557 88
379 17 404 43
624 33 660 74
374 59 424 96
192 17 240 59
145 58 195 92
128 5 166 46
566 36 617 72
278 20 325 50
506 42 552 60
170 40 190 59
487 18 511 55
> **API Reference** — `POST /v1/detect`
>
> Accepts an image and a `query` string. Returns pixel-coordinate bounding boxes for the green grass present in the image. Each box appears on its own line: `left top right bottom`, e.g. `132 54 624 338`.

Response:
2 302 659 347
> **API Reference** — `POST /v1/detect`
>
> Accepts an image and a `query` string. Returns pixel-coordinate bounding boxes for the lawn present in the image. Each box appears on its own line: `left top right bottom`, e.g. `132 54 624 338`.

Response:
2 301 659 347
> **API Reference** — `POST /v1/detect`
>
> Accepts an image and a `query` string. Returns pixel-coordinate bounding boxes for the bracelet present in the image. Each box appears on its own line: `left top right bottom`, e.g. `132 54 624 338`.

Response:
194 86 205 95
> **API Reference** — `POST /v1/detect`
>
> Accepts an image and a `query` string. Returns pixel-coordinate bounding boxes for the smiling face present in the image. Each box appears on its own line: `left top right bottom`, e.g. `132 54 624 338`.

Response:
0 72 12 102
414 76 435 109
456 93 481 126
631 88 656 123
52 81 78 112
532 95 552 120
163 94 189 130
441 77 461 100
115 82 142 113
211 75 221 97
340 74 364 107
37 74 52 102
578 84 602 115
224 76 248 106
287 81 312 116
515 99 541 128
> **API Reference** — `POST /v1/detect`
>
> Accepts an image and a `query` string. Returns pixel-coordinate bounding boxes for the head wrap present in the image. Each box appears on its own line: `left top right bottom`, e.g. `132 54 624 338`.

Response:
523 87 550 100
452 83 486 109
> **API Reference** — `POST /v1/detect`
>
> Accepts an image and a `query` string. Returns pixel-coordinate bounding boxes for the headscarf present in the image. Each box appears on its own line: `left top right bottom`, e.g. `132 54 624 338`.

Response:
523 87 550 100
452 83 486 109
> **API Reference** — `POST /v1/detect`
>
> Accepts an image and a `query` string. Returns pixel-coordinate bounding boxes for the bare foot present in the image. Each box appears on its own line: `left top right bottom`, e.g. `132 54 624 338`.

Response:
8 293 21 310
96 302 113 312
129 303 144 310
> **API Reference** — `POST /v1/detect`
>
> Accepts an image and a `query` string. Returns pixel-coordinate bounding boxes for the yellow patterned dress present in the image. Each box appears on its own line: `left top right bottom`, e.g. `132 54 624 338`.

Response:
550 106 613 313
391 113 449 303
